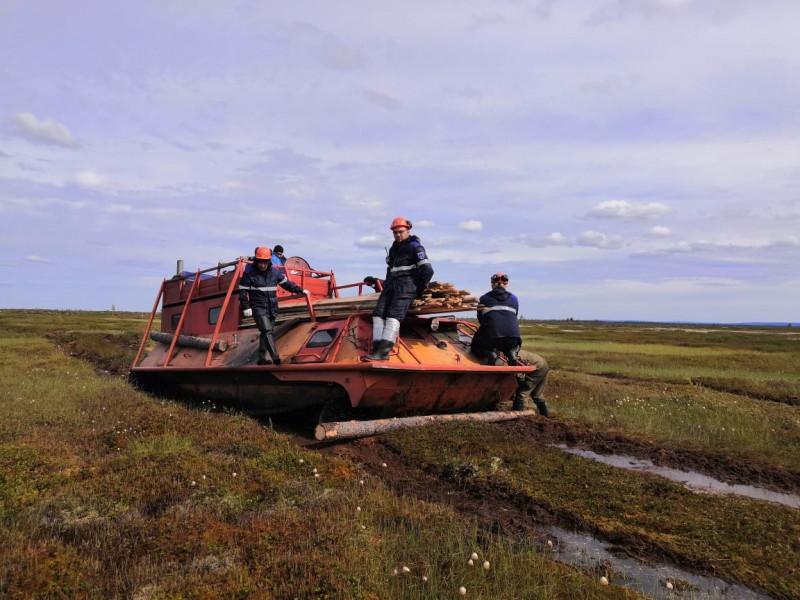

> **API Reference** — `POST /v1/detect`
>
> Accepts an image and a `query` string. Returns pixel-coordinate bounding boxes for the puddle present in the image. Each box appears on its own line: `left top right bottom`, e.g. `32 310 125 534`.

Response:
553 445 800 509
543 526 772 600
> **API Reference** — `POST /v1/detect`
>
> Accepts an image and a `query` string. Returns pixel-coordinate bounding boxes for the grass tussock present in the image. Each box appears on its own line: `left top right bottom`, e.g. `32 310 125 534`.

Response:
1 310 639 599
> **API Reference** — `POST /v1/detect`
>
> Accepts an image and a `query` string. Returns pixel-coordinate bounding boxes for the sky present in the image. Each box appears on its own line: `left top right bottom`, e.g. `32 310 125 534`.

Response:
1 0 799 323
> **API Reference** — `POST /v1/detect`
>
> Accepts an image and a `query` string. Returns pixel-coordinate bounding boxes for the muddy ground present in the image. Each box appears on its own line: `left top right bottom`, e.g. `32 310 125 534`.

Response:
294 415 800 575
69 337 798 594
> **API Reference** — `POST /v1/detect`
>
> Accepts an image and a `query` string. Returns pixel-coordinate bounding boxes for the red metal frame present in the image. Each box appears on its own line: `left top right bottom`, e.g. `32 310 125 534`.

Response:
164 270 202 367
132 280 165 368
204 259 246 367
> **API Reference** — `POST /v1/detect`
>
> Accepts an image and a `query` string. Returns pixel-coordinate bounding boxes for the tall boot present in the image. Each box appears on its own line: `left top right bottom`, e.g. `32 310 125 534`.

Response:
512 393 526 411
534 398 549 417
264 330 281 365
362 339 392 362
486 350 500 366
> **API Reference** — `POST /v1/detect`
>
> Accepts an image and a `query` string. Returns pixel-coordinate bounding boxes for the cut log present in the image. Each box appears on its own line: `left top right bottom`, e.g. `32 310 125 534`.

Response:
150 331 228 352
314 410 536 441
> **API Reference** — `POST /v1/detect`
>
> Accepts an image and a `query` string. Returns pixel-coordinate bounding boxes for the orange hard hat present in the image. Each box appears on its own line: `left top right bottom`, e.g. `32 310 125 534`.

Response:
491 272 509 284
254 246 272 260
390 217 412 231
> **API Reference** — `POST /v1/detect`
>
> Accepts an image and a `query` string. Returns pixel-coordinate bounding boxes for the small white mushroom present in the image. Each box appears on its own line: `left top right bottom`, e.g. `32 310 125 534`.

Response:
467 559 474 566
666 581 674 590
482 561 490 570
401 566 411 573
600 576 609 586
381 462 387 468
459 586 467 596
356 506 361 512
422 576 428 583
470 552 479 560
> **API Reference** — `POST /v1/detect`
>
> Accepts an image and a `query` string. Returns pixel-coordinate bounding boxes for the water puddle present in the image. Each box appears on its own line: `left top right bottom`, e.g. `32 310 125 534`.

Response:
543 526 772 599
553 445 800 509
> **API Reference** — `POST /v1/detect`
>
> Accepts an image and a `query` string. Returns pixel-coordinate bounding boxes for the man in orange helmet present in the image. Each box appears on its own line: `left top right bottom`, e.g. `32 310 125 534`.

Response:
362 217 434 361
239 246 308 365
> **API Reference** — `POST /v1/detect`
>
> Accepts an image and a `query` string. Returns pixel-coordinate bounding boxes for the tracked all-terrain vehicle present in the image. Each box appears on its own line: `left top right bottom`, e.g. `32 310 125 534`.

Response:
130 257 536 440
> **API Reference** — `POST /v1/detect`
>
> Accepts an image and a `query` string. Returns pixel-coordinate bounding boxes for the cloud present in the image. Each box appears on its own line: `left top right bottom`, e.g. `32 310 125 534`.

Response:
12 112 77 147
649 226 673 237
458 220 483 232
76 171 107 188
25 255 53 263
546 232 573 246
589 200 673 221
362 88 402 111
354 235 384 248
577 230 624 249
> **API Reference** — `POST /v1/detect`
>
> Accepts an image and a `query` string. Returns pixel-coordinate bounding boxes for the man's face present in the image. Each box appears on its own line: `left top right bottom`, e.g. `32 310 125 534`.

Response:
256 260 270 271
392 227 410 242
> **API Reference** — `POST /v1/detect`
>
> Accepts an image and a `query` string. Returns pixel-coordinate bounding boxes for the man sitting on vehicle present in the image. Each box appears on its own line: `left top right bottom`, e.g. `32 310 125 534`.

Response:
471 272 549 415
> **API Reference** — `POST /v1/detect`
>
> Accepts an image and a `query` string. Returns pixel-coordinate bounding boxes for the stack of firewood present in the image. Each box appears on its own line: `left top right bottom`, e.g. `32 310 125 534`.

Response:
411 281 478 312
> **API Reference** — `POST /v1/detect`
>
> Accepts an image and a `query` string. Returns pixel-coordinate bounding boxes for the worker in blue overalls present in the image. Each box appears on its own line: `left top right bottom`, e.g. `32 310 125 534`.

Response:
362 217 434 361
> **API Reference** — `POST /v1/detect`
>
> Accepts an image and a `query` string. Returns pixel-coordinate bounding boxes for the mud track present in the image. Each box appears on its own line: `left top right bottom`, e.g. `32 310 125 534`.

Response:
296 414 800 585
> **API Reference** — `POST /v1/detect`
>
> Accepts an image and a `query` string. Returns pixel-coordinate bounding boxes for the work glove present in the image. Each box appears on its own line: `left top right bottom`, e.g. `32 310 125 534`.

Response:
242 308 253 318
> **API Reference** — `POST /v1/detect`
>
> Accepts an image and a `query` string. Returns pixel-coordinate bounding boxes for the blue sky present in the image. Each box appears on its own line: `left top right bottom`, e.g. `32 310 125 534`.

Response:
2 0 799 322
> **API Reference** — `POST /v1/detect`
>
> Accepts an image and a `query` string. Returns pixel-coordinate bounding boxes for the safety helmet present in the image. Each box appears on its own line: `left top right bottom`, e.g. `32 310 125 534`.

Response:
491 272 509 284
254 246 272 261
390 216 412 231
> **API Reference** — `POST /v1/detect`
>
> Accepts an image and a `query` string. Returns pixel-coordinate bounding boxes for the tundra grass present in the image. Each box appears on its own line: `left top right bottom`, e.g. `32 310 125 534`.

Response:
384 422 800 600
0 312 639 599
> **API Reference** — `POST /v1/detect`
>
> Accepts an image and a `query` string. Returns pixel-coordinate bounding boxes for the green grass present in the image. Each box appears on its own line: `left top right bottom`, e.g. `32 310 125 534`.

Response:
383 421 800 600
2 310 799 598
0 310 640 599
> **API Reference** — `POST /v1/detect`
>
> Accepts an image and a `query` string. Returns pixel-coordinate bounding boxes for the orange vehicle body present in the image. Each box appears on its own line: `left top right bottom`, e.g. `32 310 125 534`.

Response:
129 257 534 420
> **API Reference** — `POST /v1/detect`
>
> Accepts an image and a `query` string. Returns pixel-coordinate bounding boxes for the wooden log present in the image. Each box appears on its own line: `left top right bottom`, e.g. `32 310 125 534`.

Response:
150 331 228 352
314 410 536 441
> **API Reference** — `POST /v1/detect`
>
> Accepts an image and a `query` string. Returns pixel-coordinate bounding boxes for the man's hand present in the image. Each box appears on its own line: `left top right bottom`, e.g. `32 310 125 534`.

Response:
242 308 253 318
363 276 376 286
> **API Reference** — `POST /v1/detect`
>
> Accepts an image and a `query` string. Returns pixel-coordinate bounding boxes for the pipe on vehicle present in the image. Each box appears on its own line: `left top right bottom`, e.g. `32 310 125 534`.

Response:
315 409 536 441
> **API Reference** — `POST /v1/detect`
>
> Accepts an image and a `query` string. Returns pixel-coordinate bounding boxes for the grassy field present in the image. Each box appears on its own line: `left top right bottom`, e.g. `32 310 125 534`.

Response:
1 310 798 599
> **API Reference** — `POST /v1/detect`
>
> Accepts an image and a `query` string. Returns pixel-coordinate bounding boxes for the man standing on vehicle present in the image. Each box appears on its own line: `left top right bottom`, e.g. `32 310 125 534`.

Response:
471 273 549 415
239 246 308 365
362 217 434 361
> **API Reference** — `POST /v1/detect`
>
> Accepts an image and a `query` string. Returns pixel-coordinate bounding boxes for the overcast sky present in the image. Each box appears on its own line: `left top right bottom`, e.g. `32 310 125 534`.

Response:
2 0 799 323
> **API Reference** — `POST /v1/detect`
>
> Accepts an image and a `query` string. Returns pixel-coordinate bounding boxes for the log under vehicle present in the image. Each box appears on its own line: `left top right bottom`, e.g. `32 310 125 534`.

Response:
130 256 537 440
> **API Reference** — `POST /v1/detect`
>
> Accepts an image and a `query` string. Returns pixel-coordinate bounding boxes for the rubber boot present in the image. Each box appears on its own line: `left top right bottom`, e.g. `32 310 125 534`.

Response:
264 330 281 366
507 347 520 366
534 399 549 417
512 395 526 411
486 351 504 366
362 339 392 362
